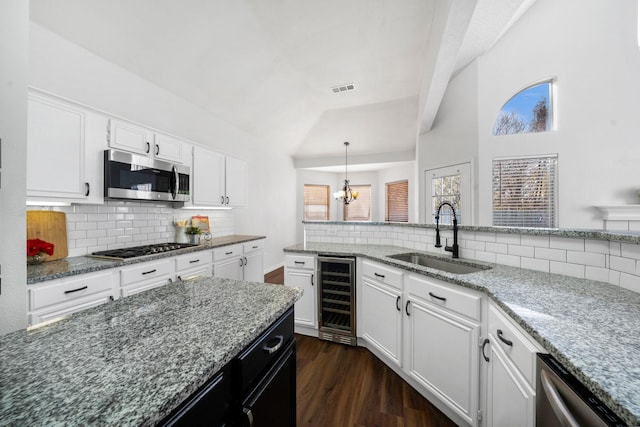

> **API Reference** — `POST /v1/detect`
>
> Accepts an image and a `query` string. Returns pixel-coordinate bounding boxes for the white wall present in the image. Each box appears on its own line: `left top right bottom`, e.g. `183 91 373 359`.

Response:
477 0 640 228
0 1 28 335
419 0 640 230
28 23 297 274
418 60 479 224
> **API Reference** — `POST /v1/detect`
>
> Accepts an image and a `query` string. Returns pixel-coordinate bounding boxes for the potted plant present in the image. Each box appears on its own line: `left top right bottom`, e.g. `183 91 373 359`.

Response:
184 225 202 245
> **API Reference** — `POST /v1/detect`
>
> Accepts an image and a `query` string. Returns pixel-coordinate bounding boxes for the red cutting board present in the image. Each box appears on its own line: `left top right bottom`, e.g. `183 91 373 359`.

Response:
26 211 68 261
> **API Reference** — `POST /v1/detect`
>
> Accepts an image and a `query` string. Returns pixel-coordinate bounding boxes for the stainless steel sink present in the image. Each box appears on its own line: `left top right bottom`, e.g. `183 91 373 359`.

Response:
387 253 488 274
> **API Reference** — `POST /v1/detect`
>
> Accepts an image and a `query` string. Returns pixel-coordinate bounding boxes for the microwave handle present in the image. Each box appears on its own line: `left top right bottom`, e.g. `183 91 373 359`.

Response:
170 165 178 200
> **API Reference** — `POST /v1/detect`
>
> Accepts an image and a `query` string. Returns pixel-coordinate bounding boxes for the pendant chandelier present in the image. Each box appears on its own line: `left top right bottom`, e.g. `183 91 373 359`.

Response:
334 141 359 205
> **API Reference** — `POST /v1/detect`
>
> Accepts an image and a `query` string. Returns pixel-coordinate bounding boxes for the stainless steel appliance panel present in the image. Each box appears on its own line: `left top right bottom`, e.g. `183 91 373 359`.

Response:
536 354 626 427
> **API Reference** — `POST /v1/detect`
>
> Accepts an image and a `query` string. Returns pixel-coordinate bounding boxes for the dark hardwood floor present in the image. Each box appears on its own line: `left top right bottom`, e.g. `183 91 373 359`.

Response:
296 335 456 427
264 267 456 427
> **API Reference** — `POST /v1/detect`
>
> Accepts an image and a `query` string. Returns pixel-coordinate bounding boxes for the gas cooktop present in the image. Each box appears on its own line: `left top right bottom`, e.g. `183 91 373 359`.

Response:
90 243 199 260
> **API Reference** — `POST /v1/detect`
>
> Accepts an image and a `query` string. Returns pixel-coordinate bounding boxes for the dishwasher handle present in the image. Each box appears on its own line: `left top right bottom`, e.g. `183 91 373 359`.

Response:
540 369 581 427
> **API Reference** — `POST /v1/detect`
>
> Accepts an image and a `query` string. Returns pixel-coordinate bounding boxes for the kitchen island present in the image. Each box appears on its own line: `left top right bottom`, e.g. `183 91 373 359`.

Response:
0 277 301 426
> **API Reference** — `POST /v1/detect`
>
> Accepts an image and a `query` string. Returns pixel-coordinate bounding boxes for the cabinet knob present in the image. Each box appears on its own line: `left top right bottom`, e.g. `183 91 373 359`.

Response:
84 182 90 197
396 295 401 311
146 142 150 153
155 144 159 156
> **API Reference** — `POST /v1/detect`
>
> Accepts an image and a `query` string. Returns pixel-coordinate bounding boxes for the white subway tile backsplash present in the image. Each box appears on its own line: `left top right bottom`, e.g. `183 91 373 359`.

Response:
550 261 584 279
485 242 508 255
566 251 606 268
475 251 496 263
521 235 549 248
610 256 636 275
585 239 610 254
475 231 496 243
534 247 566 262
521 257 550 272
585 266 610 282
620 273 640 292
28 201 235 257
496 233 520 245
621 243 640 260
608 270 621 285
549 237 584 251
466 240 486 251
496 254 520 267
508 245 535 258
609 241 621 256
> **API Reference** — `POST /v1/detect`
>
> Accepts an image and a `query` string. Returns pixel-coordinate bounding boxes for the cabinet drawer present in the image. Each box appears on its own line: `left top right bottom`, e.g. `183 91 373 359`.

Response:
406 274 481 321
362 260 403 290
213 244 242 262
234 307 294 395
175 251 212 272
489 303 543 385
120 259 172 286
284 254 315 270
243 239 265 254
29 271 114 310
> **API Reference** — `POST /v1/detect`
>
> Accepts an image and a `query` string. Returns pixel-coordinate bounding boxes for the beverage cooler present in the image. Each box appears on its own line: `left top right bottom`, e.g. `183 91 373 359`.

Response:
316 256 356 346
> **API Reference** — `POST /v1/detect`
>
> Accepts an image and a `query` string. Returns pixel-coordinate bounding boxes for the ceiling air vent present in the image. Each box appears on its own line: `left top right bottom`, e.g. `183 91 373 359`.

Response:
331 83 356 94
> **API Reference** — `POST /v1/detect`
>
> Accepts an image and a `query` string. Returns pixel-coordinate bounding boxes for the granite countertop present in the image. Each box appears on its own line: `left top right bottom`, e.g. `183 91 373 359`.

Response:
0 277 302 426
285 242 640 426
27 234 265 285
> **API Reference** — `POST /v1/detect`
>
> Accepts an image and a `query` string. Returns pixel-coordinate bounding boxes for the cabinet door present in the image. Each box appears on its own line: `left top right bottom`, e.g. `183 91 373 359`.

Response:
193 146 226 206
154 133 185 164
284 268 316 328
361 278 403 367
243 250 264 282
225 156 247 207
486 339 535 427
405 298 480 426
27 93 88 199
108 118 153 156
214 257 244 280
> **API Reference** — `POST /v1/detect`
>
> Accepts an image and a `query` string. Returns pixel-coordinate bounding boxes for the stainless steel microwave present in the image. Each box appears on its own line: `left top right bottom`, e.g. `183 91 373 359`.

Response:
104 149 190 202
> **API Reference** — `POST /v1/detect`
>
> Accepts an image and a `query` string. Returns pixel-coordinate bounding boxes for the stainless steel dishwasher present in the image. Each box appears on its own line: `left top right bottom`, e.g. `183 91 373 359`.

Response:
317 255 356 346
536 353 626 427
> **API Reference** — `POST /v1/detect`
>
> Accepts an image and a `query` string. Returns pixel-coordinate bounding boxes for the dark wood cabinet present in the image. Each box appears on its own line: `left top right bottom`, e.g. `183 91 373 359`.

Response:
159 308 296 427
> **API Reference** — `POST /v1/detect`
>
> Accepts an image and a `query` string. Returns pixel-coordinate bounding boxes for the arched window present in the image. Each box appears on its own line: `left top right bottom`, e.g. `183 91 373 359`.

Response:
493 80 553 135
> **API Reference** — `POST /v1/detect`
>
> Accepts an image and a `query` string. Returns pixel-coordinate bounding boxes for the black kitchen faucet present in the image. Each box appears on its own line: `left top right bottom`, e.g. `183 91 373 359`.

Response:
434 202 459 258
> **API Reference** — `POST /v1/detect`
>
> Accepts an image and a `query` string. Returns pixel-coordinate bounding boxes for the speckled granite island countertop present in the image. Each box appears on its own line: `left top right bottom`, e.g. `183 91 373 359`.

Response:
285 242 640 426
0 277 301 426
27 234 265 284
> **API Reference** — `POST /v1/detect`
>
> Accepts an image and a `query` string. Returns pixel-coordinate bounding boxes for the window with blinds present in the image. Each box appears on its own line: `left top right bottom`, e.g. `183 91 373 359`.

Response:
344 185 371 221
492 155 558 228
304 184 330 220
385 180 408 222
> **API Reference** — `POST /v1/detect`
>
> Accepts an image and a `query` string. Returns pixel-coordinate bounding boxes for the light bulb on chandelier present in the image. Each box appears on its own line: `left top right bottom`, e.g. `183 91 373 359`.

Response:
333 141 359 205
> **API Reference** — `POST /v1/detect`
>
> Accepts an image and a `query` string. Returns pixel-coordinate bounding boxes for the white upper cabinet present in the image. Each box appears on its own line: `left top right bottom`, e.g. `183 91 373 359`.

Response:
225 155 248 207
191 145 247 207
27 91 106 204
153 132 185 164
192 145 226 206
108 119 185 164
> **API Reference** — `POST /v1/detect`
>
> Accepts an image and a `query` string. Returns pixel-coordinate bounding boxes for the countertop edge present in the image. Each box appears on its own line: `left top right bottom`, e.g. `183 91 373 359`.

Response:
27 235 266 284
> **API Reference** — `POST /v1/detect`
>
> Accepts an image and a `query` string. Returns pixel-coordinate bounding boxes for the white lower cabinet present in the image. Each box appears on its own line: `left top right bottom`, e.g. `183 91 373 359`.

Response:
28 270 117 326
120 258 173 297
284 253 316 333
404 274 482 427
485 302 544 427
175 251 213 281
360 260 403 367
213 240 264 281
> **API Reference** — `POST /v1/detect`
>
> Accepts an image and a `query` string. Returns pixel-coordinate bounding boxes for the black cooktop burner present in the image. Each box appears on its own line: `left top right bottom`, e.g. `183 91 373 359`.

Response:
91 243 199 260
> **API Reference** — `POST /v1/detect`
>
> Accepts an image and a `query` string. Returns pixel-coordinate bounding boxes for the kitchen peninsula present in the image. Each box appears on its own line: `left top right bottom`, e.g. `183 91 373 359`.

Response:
0 277 301 426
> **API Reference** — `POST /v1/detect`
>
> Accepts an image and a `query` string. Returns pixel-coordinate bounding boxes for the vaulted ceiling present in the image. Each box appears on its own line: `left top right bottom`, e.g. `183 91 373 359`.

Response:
30 0 535 168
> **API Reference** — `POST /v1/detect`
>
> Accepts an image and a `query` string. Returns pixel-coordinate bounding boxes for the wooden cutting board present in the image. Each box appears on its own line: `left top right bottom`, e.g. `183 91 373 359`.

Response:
26 211 68 261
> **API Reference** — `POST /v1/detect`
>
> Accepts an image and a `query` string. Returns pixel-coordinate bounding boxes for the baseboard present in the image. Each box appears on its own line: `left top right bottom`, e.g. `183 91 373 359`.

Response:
264 262 284 275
